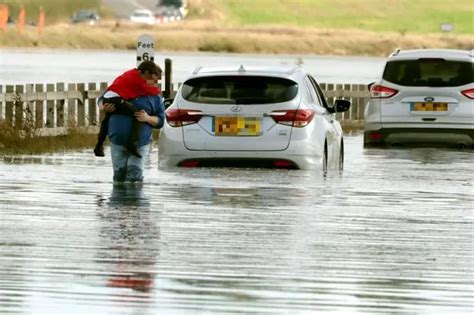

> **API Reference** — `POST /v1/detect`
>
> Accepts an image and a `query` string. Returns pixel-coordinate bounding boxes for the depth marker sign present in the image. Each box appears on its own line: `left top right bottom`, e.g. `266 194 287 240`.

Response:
136 34 155 67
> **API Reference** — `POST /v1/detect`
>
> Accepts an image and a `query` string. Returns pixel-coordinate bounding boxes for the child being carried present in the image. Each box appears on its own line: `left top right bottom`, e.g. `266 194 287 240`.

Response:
94 61 162 158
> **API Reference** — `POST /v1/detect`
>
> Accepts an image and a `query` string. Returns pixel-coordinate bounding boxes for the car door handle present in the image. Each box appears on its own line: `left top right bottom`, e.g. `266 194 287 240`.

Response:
422 118 437 122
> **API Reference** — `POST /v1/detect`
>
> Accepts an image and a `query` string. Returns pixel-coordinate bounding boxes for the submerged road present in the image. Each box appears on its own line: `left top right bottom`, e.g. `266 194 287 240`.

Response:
0 135 473 314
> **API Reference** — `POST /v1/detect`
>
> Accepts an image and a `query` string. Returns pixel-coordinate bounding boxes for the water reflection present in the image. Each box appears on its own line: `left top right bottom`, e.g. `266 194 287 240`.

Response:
96 184 159 303
0 242 30 315
0 135 473 314
363 146 474 164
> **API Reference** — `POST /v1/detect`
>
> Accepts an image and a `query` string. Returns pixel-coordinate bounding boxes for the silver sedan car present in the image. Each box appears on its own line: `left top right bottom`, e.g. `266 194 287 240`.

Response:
364 49 474 148
158 66 351 170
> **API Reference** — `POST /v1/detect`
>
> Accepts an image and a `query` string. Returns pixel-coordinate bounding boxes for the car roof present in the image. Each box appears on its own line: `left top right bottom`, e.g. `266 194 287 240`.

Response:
388 49 473 62
132 9 153 14
188 65 306 81
73 9 98 16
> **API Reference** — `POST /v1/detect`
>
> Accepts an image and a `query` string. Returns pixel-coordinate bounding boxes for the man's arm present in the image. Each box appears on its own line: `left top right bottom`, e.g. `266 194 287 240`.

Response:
134 110 160 127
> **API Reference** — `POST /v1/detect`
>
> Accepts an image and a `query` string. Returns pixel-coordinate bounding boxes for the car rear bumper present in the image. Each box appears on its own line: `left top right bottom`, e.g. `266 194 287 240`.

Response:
364 128 474 147
158 129 325 169
158 150 322 170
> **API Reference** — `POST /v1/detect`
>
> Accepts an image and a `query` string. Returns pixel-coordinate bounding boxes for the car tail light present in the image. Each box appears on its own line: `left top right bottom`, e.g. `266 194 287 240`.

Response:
368 132 384 140
272 160 297 169
461 88 474 99
166 109 203 127
269 109 315 127
370 85 398 98
178 160 200 167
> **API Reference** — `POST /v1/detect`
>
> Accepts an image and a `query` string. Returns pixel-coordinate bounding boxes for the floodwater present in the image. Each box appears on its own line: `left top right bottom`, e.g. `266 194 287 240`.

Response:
0 135 473 314
0 48 385 85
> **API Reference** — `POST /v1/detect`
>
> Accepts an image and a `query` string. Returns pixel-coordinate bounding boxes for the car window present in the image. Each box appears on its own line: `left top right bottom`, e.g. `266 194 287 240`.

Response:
383 59 474 87
304 76 318 103
308 76 330 109
181 76 298 104
73 10 98 20
134 12 151 17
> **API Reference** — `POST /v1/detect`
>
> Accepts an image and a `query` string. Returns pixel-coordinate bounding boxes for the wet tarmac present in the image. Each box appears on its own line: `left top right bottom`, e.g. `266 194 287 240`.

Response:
0 134 473 314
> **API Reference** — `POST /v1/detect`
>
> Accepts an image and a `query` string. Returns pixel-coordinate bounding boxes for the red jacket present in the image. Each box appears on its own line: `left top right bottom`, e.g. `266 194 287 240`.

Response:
107 69 160 100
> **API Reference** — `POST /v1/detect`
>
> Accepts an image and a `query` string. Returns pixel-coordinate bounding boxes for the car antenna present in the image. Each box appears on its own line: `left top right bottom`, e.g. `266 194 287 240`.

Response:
192 66 202 74
238 65 246 72
392 48 401 56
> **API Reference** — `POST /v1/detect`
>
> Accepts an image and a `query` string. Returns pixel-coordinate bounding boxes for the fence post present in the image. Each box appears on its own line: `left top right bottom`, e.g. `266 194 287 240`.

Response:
99 82 107 121
25 84 35 130
46 83 55 128
164 58 172 99
5 85 13 124
14 85 24 128
56 83 65 127
77 83 85 127
0 85 3 121
34 84 44 128
88 82 97 126
343 83 351 121
335 84 343 121
358 84 368 121
67 83 77 127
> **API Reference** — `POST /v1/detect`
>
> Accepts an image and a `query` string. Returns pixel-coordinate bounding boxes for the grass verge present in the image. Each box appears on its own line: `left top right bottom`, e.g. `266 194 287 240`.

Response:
0 121 98 155
1 20 473 56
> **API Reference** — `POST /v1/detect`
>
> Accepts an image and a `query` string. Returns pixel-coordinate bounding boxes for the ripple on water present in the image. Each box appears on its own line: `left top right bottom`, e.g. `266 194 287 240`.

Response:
0 136 473 314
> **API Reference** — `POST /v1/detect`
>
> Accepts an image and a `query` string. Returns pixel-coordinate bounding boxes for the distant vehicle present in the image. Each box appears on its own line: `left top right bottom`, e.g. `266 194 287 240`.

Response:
158 65 351 170
71 10 100 25
157 0 185 8
130 9 155 25
364 49 474 148
155 6 183 23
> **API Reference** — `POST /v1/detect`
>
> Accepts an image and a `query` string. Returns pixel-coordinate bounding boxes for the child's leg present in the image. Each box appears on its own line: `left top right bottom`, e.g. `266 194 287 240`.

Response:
114 99 138 116
126 120 142 158
116 99 142 158
106 97 142 158
94 114 111 157
98 114 111 143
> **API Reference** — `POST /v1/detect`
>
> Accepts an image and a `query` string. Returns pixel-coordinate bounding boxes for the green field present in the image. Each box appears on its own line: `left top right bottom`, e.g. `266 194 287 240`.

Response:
214 0 473 34
2 0 473 34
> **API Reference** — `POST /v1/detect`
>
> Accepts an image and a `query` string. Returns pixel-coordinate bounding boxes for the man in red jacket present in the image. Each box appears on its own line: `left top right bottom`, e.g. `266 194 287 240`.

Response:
94 61 162 158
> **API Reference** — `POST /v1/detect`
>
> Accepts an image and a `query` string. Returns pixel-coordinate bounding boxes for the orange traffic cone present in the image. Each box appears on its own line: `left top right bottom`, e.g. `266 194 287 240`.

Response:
17 6 25 33
37 7 45 35
0 4 8 31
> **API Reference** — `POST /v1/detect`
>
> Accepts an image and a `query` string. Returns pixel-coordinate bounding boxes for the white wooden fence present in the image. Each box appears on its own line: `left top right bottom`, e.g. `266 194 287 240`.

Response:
0 82 369 135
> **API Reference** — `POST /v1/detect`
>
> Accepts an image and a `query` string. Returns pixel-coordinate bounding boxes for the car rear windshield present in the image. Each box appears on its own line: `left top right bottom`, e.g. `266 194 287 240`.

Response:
181 76 298 104
383 59 474 87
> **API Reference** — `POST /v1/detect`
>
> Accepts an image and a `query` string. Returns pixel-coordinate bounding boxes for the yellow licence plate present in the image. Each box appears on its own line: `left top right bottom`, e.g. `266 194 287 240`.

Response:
213 116 261 136
411 102 448 112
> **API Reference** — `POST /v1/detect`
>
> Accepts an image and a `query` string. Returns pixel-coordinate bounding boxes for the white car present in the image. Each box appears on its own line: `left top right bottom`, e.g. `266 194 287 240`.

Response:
130 9 155 25
364 49 474 148
158 66 351 170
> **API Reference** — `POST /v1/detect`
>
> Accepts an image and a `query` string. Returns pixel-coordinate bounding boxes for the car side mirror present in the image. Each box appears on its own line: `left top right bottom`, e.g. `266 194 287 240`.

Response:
163 98 174 109
334 99 351 113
